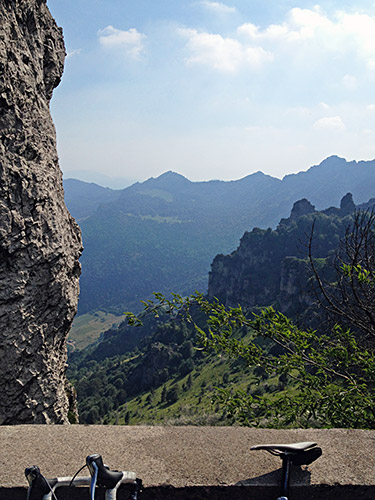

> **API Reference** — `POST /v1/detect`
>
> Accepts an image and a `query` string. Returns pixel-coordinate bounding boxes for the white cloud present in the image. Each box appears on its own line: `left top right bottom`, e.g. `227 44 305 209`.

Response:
200 1 237 15
179 28 273 72
180 7 375 75
98 26 146 59
342 74 358 90
237 7 332 43
66 49 82 59
238 8 375 66
366 104 375 112
337 12 375 58
319 102 330 110
313 116 345 131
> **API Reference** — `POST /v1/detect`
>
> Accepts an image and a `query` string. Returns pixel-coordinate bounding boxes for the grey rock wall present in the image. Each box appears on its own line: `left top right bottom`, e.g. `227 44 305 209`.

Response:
207 195 360 318
0 0 82 423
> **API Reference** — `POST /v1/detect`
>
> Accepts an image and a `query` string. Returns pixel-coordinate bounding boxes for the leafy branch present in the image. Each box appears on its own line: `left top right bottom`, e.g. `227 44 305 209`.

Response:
125 291 375 428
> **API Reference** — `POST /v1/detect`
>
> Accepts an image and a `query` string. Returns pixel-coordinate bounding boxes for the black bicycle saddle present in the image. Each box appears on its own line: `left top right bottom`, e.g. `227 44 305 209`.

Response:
251 441 322 465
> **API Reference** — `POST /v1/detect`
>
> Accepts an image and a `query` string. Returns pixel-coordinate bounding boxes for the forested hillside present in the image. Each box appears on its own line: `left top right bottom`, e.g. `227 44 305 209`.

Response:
64 156 375 315
68 193 375 425
208 193 375 317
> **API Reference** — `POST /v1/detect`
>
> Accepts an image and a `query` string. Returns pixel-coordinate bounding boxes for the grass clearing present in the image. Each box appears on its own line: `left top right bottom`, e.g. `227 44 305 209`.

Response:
68 310 124 350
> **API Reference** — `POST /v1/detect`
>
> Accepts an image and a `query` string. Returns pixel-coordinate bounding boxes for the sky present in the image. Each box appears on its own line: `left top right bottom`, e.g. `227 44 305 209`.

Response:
48 0 375 186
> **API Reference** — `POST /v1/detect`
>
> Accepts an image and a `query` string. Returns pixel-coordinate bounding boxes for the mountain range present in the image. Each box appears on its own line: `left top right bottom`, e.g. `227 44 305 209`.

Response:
63 156 375 314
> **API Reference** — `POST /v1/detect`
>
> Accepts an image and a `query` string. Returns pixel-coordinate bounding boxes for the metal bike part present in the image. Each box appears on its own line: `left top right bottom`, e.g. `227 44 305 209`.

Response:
25 466 58 500
281 453 291 499
26 455 140 500
25 465 91 500
128 478 143 500
87 453 136 500
89 460 99 500
277 453 291 500
251 442 322 500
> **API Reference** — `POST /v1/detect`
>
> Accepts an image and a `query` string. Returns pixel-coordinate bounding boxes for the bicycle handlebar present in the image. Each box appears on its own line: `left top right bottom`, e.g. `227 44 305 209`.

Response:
86 454 141 500
25 455 142 500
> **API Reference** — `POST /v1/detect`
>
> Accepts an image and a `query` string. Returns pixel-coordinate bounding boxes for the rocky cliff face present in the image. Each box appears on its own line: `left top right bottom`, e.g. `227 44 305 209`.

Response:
208 194 361 318
0 0 82 423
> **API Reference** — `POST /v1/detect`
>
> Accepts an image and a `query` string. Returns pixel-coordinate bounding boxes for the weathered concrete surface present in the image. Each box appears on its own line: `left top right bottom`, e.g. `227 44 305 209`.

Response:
0 426 374 499
0 0 82 423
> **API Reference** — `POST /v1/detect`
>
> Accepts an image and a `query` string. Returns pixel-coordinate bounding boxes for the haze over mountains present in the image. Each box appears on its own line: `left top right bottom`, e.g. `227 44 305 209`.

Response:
63 170 136 190
64 156 375 314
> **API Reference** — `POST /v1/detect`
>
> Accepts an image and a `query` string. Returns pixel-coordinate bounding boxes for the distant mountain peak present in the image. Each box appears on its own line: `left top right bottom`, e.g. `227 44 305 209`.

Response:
323 154 344 161
156 171 189 181
251 170 268 176
319 155 348 166
141 171 191 190
239 170 280 183
243 171 267 179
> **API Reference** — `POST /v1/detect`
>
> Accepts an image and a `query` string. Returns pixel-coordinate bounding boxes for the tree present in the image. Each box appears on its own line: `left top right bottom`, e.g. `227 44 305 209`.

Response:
134 293 375 428
166 385 179 404
160 385 167 403
86 407 100 424
179 358 194 377
196 303 374 428
309 210 375 346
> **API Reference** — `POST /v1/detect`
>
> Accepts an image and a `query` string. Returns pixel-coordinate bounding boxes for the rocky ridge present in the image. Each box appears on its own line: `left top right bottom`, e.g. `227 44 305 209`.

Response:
0 0 82 423
207 194 373 318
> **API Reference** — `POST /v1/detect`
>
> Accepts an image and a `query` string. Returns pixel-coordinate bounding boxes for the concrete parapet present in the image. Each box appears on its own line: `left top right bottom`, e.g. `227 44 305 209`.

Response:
1 426 374 499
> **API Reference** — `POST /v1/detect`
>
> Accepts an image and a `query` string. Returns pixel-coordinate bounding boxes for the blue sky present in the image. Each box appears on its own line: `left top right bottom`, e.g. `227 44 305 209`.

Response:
48 0 375 186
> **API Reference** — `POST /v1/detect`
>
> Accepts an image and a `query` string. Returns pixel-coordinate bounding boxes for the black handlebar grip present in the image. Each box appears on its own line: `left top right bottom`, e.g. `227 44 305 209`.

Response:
25 466 58 500
86 454 123 489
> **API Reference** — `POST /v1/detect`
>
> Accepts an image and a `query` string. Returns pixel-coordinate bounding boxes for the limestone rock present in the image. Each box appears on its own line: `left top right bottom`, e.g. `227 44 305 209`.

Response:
0 0 82 423
290 198 315 219
340 192 355 214
207 196 371 323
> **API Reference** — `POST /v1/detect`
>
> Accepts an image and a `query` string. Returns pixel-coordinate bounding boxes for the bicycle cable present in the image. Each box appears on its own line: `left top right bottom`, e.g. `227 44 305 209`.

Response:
42 474 59 500
68 463 88 487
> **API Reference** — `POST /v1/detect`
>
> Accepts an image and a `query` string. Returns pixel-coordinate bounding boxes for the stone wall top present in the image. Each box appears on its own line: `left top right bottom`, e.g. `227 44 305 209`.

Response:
1 426 374 496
